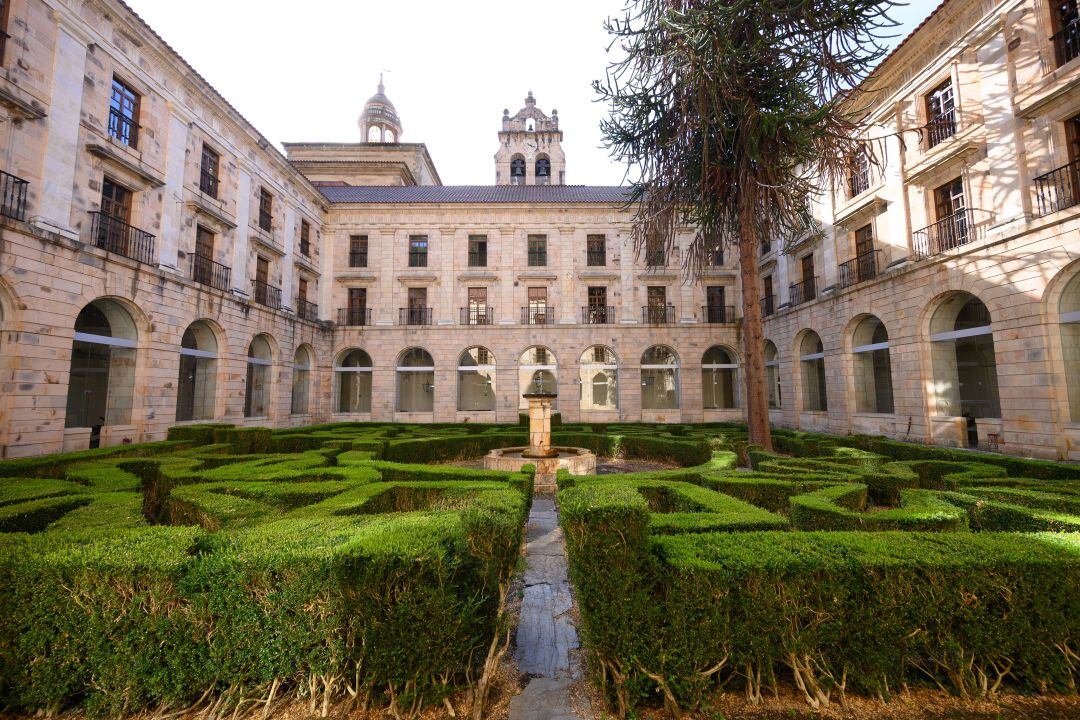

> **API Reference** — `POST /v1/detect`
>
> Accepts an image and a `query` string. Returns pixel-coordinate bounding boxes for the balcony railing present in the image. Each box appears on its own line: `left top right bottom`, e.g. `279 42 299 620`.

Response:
701 305 736 324
349 249 368 267
460 306 494 325
107 106 139 149
1053 17 1080 68
190 252 231 292
837 250 882 289
847 168 870 198
253 280 281 310
582 305 614 324
296 297 318 322
912 209 979 259
399 307 432 325
337 307 372 327
521 306 555 325
925 108 957 149
1035 159 1080 217
762 294 776 317
0 170 29 222
642 304 675 324
89 211 155 265
789 277 818 306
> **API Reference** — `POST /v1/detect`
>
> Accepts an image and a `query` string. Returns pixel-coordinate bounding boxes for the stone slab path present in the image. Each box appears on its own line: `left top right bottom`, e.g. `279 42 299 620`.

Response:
508 493 581 720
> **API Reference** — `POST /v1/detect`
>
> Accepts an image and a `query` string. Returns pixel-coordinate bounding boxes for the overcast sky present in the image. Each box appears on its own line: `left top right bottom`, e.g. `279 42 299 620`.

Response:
125 0 937 186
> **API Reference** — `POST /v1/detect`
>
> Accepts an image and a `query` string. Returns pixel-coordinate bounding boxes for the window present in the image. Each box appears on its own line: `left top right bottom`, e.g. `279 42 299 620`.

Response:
763 276 775 316
933 176 969 250
519 346 557 409
925 80 956 148
1070 113 1080 166
344 287 368 326
702 346 738 410
403 287 430 325
1059 272 1080 421
586 234 606 266
846 151 870 198
528 234 547 266
799 332 827 412
929 294 1001 433
176 321 218 422
409 235 428 267
852 316 894 414
65 300 138 429
579 346 618 411
458 347 496 411
792 255 816 305
586 286 609 324
465 287 489 325
397 348 435 413
0 0 10 66
645 235 665 266
704 236 723 266
468 235 488 267
641 345 679 410
300 220 311 257
108 77 140 148
645 286 669 323
96 178 133 257
244 335 273 418
1052 0 1080 67
199 144 220 198
535 156 551 184
258 188 273 232
291 346 312 415
764 341 781 409
349 235 368 267
336 349 373 413
525 286 550 324
705 286 727 323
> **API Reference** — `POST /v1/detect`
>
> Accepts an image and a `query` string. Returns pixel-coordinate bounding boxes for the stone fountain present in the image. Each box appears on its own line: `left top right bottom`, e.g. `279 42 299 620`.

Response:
483 375 596 491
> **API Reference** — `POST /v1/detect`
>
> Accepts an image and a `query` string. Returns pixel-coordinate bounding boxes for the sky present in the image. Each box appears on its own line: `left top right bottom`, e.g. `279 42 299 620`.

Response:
125 0 938 186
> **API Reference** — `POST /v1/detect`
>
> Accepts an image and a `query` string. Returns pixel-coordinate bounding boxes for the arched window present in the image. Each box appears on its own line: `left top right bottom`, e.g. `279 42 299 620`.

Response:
535 155 551 184
397 347 435 412
291 345 313 415
367 125 381 143
65 299 138 428
510 155 526 184
1059 275 1080 422
519 346 557 409
641 345 680 410
799 332 827 412
702 346 738 409
385 130 395 143
929 293 1000 422
458 347 496 411
526 118 535 131
176 321 218 422
764 341 781 409
579 345 618 411
852 316 894 414
336 349 373 413
244 335 273 418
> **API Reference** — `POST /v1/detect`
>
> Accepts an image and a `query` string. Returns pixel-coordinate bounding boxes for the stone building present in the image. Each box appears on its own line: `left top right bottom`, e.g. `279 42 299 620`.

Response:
0 0 1076 460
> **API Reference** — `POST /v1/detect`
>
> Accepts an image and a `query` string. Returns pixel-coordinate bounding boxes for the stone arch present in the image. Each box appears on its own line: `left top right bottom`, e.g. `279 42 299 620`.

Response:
64 298 140 429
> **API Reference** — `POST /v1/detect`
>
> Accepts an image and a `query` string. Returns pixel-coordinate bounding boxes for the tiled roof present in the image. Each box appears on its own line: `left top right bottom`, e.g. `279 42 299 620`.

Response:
318 185 634 204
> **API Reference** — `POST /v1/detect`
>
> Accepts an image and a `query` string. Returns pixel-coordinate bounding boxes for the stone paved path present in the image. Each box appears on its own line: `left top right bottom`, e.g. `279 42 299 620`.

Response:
508 491 581 720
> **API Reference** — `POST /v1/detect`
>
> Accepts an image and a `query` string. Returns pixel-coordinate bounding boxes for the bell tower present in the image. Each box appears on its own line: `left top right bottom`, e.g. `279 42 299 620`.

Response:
495 91 565 185
359 75 403 144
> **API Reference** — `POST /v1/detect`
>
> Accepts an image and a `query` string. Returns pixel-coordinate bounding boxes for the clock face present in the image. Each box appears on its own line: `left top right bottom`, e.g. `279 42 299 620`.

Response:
524 138 538 154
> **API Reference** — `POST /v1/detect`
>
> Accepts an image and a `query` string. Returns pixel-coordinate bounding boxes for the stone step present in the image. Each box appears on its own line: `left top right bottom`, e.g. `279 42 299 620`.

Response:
533 472 558 494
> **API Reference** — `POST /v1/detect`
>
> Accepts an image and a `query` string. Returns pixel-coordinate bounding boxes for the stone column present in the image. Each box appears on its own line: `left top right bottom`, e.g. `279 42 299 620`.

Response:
158 110 191 272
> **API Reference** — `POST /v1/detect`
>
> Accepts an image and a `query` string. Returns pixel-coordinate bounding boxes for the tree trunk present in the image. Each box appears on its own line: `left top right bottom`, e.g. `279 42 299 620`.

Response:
738 215 772 451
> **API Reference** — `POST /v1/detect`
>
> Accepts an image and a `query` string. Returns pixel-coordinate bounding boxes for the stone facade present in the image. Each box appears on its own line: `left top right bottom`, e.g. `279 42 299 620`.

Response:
0 0 1078 460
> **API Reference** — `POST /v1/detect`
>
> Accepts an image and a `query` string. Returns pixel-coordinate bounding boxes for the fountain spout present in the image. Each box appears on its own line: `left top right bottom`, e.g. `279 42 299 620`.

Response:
521 375 558 459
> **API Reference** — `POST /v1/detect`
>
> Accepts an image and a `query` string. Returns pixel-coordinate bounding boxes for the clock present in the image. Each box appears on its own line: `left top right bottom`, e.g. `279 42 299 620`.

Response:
524 138 538 154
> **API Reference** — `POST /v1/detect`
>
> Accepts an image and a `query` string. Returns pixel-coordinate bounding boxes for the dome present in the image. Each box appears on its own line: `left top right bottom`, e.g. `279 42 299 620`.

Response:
359 75 402 143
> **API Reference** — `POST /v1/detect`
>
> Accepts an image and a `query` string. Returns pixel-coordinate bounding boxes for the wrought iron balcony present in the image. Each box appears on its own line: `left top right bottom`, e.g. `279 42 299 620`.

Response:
847 167 870 198
296 297 318 322
1035 159 1080 217
460 306 494 325
1053 17 1080 67
837 250 882 289
89 211 155 265
190 252 231 292
701 305 736 324
253 280 282 310
349 249 368 267
0 170 28 222
925 109 957 149
912 209 978 259
107 106 139 149
582 305 614 324
399 307 432 325
789 276 817 306
762 294 776 317
642 304 675 324
521 306 555 325
337 307 372 327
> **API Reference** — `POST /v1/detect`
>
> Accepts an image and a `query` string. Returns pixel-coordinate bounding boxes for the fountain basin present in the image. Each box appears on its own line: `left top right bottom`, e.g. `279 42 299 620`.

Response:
483 446 597 476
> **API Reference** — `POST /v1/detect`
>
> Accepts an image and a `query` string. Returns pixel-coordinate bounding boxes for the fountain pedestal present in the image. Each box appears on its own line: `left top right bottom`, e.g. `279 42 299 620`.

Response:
521 392 558 458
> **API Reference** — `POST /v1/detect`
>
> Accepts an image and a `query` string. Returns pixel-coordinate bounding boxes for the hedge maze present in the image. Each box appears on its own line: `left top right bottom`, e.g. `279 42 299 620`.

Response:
559 426 1080 715
1 421 1079 717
